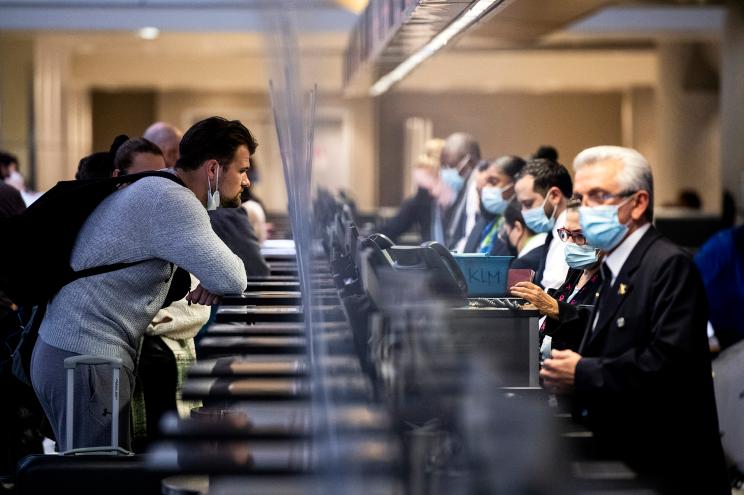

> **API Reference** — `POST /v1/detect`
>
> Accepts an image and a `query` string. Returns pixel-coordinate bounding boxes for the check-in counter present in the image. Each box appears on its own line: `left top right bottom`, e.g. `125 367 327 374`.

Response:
150 245 393 494
204 323 306 337
197 336 307 357
446 307 541 387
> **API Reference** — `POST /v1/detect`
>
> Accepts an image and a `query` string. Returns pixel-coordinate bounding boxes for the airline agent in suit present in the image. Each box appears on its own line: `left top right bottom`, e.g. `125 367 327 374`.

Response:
539 146 729 494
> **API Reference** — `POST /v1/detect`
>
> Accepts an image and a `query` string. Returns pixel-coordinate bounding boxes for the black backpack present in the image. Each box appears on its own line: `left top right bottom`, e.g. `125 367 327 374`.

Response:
0 170 184 384
0 170 183 307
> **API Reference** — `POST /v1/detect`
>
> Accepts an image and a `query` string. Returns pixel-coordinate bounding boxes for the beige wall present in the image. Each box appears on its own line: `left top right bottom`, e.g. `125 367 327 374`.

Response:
627 88 657 171
154 90 379 213
91 90 156 152
656 43 721 214
377 91 624 206
156 90 289 213
0 36 33 179
721 2 744 215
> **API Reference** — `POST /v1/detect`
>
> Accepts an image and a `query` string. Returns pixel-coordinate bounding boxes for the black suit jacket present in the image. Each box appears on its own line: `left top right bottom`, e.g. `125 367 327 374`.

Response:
379 187 434 243
534 231 555 289
543 268 601 352
209 208 270 278
462 214 514 256
573 227 728 493
463 214 492 253
510 244 544 273
443 169 474 249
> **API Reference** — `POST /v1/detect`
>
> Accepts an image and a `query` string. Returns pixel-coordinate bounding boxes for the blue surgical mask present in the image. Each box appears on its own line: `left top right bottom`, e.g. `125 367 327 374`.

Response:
522 197 555 233
579 203 629 251
440 168 465 195
564 242 600 270
207 166 221 211
481 186 509 215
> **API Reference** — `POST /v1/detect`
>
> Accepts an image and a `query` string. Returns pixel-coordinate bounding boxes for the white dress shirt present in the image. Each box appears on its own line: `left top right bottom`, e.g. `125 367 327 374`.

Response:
518 232 547 258
603 223 652 286
539 210 569 290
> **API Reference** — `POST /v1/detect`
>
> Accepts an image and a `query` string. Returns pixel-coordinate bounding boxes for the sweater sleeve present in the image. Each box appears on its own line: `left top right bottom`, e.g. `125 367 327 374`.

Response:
146 181 247 294
208 208 270 277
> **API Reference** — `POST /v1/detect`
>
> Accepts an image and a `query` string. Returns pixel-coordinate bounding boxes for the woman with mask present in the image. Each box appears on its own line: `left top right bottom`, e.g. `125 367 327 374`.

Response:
508 199 603 357
501 202 547 272
463 155 525 255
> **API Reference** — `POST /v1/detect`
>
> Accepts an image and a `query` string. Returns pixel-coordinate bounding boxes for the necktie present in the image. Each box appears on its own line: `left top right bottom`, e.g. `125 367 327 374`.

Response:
590 263 613 333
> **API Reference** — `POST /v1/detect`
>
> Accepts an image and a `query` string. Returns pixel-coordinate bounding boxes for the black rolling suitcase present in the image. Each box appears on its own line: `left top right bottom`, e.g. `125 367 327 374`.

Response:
15 355 163 495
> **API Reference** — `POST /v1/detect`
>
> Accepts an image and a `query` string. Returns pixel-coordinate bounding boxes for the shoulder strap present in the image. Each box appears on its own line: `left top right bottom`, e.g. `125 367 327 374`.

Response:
65 170 183 282
110 169 183 187
70 260 149 281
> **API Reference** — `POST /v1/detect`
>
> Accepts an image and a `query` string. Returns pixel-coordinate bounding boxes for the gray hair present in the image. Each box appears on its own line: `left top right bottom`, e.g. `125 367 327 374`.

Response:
573 145 654 220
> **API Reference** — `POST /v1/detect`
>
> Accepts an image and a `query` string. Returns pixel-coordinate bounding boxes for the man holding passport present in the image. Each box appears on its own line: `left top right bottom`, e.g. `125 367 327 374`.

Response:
539 145 728 493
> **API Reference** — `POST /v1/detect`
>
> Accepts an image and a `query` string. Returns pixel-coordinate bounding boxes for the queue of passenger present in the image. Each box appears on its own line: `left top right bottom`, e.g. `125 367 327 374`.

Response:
0 117 275 462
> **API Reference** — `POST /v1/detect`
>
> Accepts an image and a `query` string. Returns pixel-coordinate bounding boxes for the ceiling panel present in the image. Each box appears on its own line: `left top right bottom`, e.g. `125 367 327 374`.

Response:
0 1 357 32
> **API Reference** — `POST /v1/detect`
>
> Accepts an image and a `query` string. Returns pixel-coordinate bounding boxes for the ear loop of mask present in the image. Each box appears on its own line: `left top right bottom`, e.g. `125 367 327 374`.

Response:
206 163 221 210
543 188 558 222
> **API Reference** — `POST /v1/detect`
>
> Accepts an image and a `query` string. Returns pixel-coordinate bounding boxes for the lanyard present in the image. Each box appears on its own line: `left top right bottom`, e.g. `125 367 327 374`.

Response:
478 217 503 253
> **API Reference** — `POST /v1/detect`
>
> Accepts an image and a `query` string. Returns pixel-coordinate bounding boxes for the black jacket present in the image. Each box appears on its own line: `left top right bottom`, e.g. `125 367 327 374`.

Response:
573 227 728 493
208 207 270 278
534 231 555 289
510 243 545 273
542 268 601 352
462 213 513 256
379 187 434 244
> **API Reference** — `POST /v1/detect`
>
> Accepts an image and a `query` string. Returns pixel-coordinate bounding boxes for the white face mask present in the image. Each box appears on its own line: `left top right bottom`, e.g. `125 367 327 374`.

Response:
206 165 220 211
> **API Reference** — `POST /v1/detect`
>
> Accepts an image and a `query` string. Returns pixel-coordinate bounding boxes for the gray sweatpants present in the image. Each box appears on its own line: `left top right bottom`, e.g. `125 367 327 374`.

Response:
31 338 133 452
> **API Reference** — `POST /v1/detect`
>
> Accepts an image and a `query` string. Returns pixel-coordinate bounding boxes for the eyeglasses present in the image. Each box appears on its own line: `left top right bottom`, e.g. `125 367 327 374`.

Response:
581 190 636 207
557 228 587 246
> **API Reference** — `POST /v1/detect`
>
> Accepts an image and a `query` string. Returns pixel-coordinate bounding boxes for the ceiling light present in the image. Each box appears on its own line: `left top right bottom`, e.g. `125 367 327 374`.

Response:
334 0 369 13
137 26 160 40
370 0 498 97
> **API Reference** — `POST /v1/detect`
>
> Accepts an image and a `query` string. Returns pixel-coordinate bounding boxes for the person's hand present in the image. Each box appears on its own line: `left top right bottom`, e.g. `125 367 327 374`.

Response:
540 349 581 394
432 179 455 208
186 284 221 306
413 168 437 192
509 281 559 319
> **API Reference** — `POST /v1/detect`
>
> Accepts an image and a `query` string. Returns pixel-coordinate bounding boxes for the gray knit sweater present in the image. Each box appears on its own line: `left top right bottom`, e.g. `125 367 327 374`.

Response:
38 176 247 370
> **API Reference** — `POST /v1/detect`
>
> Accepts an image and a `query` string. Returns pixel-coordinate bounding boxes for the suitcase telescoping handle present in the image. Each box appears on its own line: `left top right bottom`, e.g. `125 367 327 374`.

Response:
63 355 130 455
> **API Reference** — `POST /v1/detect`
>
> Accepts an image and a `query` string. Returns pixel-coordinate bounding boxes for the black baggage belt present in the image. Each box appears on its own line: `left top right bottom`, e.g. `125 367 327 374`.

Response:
197 336 307 356
220 291 340 307
157 403 390 440
181 375 371 402
148 434 397 475
204 322 307 337
203 321 348 337
215 305 347 324
187 354 362 378
204 475 400 495
215 306 304 324
221 291 303 306
197 332 355 360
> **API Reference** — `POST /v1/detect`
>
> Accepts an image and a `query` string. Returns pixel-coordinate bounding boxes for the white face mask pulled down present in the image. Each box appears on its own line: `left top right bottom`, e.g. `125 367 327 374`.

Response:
207 166 220 211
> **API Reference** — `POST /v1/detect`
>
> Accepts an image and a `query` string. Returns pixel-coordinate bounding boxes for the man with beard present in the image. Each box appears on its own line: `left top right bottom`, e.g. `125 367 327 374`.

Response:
31 116 251 451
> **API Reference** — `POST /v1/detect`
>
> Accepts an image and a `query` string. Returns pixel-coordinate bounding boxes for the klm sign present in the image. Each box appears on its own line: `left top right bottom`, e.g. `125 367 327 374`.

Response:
467 267 501 286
